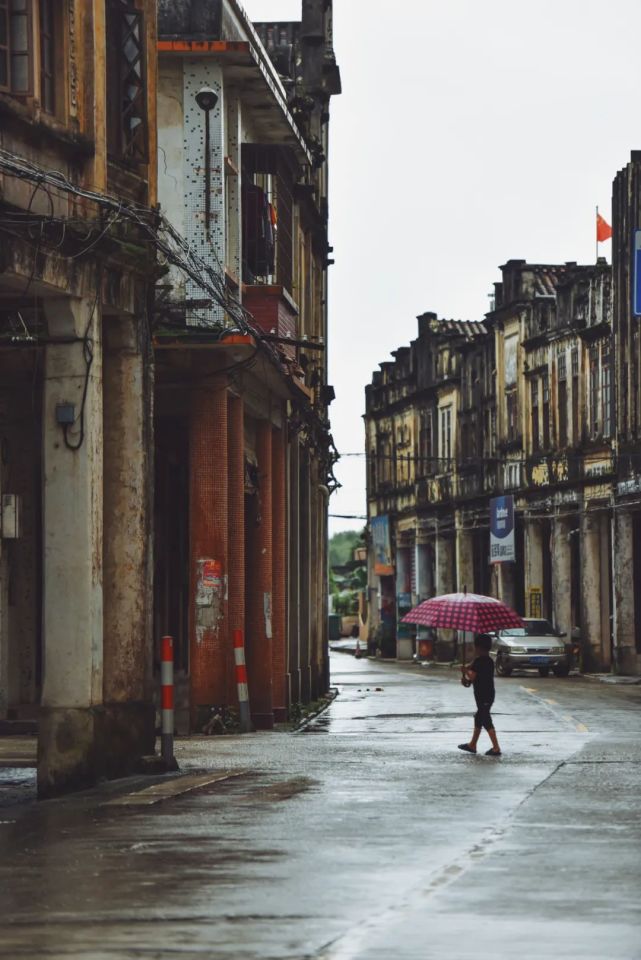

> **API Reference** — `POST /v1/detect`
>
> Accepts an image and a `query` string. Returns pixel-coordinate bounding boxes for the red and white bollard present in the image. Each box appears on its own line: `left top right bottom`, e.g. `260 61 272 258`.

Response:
161 635 175 764
233 629 252 733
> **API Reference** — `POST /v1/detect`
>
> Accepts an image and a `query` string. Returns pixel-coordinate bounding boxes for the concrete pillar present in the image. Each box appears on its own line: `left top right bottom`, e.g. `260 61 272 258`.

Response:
102 317 154 776
246 420 273 728
415 541 432 645
551 518 572 637
455 517 474 593
599 514 612 670
580 511 603 671
435 533 455 595
271 425 287 721
612 510 637 674
435 532 455 660
395 545 413 660
189 367 228 729
227 393 245 705
309 478 321 695
39 297 104 798
497 563 515 611
287 440 301 706
525 521 544 617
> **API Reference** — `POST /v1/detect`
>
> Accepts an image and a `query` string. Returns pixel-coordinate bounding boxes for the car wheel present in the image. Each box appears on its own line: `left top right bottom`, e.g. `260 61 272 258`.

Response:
553 663 570 678
496 653 512 677
538 666 550 677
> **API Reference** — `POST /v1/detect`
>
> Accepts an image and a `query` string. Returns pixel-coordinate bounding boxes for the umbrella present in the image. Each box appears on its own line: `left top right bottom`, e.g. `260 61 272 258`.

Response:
401 591 523 633
402 591 523 673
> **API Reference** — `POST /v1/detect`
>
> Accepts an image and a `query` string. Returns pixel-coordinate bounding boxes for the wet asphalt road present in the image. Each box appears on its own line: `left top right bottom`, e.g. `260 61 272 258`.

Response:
0 655 640 959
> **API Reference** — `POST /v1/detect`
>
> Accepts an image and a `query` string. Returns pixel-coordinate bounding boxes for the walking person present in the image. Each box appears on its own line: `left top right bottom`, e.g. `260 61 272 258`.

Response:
458 633 502 756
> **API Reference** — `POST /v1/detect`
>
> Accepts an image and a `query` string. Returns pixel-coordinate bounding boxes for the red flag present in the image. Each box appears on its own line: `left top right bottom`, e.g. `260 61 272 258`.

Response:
597 213 612 242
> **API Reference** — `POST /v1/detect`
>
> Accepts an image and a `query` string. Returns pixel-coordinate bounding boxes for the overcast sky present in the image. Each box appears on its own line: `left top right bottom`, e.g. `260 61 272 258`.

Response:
243 0 640 536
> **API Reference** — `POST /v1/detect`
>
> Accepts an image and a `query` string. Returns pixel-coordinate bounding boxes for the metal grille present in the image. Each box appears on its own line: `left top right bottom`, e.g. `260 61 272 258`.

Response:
107 0 148 162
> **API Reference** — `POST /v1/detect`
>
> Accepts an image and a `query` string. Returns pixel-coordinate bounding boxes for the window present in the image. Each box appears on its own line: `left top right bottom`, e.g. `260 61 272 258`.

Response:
0 0 31 95
0 0 59 111
419 410 433 475
506 390 518 437
571 348 580 444
107 0 148 162
531 379 539 451
558 353 568 447
602 350 611 439
542 370 550 448
369 450 376 491
39 0 53 112
589 344 599 436
439 406 452 467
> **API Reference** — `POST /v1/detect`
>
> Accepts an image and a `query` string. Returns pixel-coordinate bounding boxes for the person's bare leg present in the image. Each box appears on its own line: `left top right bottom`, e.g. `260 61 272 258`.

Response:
487 726 501 754
470 726 482 749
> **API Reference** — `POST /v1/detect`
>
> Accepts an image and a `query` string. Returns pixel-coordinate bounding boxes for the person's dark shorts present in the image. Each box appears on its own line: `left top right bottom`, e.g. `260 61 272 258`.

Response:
474 699 495 730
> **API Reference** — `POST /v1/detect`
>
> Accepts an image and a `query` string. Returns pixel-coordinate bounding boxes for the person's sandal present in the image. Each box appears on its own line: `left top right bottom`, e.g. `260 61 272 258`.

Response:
485 748 502 756
458 743 477 754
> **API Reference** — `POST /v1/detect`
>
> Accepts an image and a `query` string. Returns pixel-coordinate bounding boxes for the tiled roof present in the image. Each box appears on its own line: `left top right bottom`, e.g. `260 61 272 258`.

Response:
531 266 566 297
433 318 487 340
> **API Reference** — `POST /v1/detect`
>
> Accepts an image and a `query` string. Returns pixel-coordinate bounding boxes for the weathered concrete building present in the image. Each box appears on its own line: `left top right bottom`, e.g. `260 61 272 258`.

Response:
612 151 641 676
155 0 340 728
487 259 614 671
0 0 158 794
366 253 638 674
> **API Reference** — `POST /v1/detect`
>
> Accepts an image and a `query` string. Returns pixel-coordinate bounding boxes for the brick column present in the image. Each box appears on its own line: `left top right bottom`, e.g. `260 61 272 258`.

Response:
246 420 273 728
287 440 301 706
271 425 287 721
189 369 228 730
227 393 245 706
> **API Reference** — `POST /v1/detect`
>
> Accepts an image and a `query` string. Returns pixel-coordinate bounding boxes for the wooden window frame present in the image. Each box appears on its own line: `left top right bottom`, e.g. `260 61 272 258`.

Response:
38 0 54 113
0 1 9 92
7 0 34 97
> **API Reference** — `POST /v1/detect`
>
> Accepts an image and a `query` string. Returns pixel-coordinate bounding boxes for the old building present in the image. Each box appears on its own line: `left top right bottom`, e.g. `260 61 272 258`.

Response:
365 253 638 674
612 151 641 675
365 315 492 660
487 259 614 671
0 0 158 794
155 0 340 729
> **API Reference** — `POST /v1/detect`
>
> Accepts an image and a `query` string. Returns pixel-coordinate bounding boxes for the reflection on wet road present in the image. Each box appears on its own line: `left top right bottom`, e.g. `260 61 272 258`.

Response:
0 655 639 959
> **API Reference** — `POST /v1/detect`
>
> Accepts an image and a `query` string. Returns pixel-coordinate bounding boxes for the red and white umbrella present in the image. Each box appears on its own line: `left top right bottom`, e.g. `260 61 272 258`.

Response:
402 592 523 633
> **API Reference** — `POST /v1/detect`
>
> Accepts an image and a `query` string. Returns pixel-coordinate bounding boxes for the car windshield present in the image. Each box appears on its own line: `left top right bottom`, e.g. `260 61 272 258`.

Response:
524 620 555 635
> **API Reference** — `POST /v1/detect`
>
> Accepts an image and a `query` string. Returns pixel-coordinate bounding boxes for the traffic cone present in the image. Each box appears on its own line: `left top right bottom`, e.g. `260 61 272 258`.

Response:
354 640 362 659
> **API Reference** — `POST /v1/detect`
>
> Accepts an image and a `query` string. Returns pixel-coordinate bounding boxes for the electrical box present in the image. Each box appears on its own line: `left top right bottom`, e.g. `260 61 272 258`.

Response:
1 494 21 539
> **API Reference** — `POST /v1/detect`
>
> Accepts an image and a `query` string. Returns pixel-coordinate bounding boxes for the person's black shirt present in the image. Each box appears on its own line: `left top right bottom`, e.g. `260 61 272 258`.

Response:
471 654 495 703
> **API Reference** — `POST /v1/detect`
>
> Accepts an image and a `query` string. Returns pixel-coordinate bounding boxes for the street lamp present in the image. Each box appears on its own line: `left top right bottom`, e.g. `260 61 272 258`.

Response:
195 86 219 239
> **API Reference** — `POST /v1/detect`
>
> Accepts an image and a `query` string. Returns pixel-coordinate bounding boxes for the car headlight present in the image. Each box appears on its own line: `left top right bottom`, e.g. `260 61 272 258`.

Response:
553 646 566 654
507 646 526 654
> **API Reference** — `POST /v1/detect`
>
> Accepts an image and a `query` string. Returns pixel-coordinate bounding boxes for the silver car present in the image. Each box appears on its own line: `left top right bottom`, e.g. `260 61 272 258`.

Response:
493 619 569 678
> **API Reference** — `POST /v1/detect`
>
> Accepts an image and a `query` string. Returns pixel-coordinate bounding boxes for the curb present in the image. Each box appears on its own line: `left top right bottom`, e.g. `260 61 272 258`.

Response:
293 688 338 732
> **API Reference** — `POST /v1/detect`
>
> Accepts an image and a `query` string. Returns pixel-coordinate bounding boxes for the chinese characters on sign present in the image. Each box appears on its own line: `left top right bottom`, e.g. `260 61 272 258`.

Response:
490 495 515 563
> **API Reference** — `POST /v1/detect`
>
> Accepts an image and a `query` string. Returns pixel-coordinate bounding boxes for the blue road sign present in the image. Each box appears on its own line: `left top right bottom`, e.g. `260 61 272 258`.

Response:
634 230 641 316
